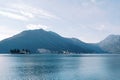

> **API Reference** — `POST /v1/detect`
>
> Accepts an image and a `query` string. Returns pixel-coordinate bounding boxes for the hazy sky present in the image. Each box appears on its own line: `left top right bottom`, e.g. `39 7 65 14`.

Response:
0 0 120 43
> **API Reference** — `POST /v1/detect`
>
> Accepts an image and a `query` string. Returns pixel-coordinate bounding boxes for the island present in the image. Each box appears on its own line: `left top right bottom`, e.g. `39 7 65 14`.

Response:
10 49 30 54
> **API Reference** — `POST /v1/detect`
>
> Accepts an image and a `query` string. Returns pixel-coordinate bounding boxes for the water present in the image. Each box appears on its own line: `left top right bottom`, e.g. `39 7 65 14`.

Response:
0 54 120 80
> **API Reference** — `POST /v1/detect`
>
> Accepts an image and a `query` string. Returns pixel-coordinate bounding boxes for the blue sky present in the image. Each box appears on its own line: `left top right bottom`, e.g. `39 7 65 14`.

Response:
0 0 120 43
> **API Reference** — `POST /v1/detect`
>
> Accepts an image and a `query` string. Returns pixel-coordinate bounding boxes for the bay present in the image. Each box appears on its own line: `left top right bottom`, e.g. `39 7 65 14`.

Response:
0 54 120 80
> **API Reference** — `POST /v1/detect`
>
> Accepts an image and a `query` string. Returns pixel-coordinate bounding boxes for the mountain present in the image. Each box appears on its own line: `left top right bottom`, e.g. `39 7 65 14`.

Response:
98 35 120 53
70 38 104 53
0 29 103 53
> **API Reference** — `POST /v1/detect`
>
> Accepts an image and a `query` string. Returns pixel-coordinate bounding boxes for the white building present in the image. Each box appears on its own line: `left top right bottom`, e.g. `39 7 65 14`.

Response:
37 48 51 53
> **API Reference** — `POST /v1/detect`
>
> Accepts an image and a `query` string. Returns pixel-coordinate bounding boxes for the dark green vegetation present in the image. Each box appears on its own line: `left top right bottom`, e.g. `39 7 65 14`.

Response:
0 29 119 53
10 49 30 54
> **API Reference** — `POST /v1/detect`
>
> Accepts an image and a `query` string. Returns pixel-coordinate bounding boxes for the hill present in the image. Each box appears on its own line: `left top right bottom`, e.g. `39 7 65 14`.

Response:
0 29 103 53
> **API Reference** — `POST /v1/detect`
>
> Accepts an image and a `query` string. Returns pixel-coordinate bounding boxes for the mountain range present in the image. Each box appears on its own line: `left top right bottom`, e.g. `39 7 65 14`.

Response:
0 29 119 53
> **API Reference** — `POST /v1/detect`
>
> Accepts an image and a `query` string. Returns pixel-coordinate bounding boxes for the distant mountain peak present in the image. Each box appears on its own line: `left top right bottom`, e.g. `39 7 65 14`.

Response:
99 34 120 53
22 29 45 33
106 34 120 39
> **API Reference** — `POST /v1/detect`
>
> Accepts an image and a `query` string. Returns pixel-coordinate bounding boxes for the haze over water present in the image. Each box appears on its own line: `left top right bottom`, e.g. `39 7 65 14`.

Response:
0 54 120 80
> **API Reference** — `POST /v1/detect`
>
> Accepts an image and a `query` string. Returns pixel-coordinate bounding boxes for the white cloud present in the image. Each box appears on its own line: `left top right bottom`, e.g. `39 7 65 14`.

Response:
86 24 106 31
0 3 59 21
26 24 48 30
10 3 59 19
91 0 96 3
20 10 34 18
97 25 106 31
0 10 28 21
0 26 21 41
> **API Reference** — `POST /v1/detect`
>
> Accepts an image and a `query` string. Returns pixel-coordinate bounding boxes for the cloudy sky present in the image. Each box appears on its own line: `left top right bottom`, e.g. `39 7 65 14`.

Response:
0 0 120 43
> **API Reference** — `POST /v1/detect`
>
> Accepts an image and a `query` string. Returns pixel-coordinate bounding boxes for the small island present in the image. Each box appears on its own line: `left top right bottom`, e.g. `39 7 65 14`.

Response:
10 49 30 54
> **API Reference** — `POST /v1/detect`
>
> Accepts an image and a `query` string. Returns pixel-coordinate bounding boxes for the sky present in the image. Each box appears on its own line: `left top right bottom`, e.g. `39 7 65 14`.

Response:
0 0 120 43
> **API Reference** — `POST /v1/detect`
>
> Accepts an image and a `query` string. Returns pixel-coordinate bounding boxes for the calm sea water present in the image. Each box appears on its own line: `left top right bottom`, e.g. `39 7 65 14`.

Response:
0 54 120 80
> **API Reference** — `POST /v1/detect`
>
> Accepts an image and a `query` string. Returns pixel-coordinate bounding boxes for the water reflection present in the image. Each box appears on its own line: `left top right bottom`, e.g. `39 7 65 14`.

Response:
104 57 120 80
0 54 120 80
78 57 108 80
13 55 81 80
